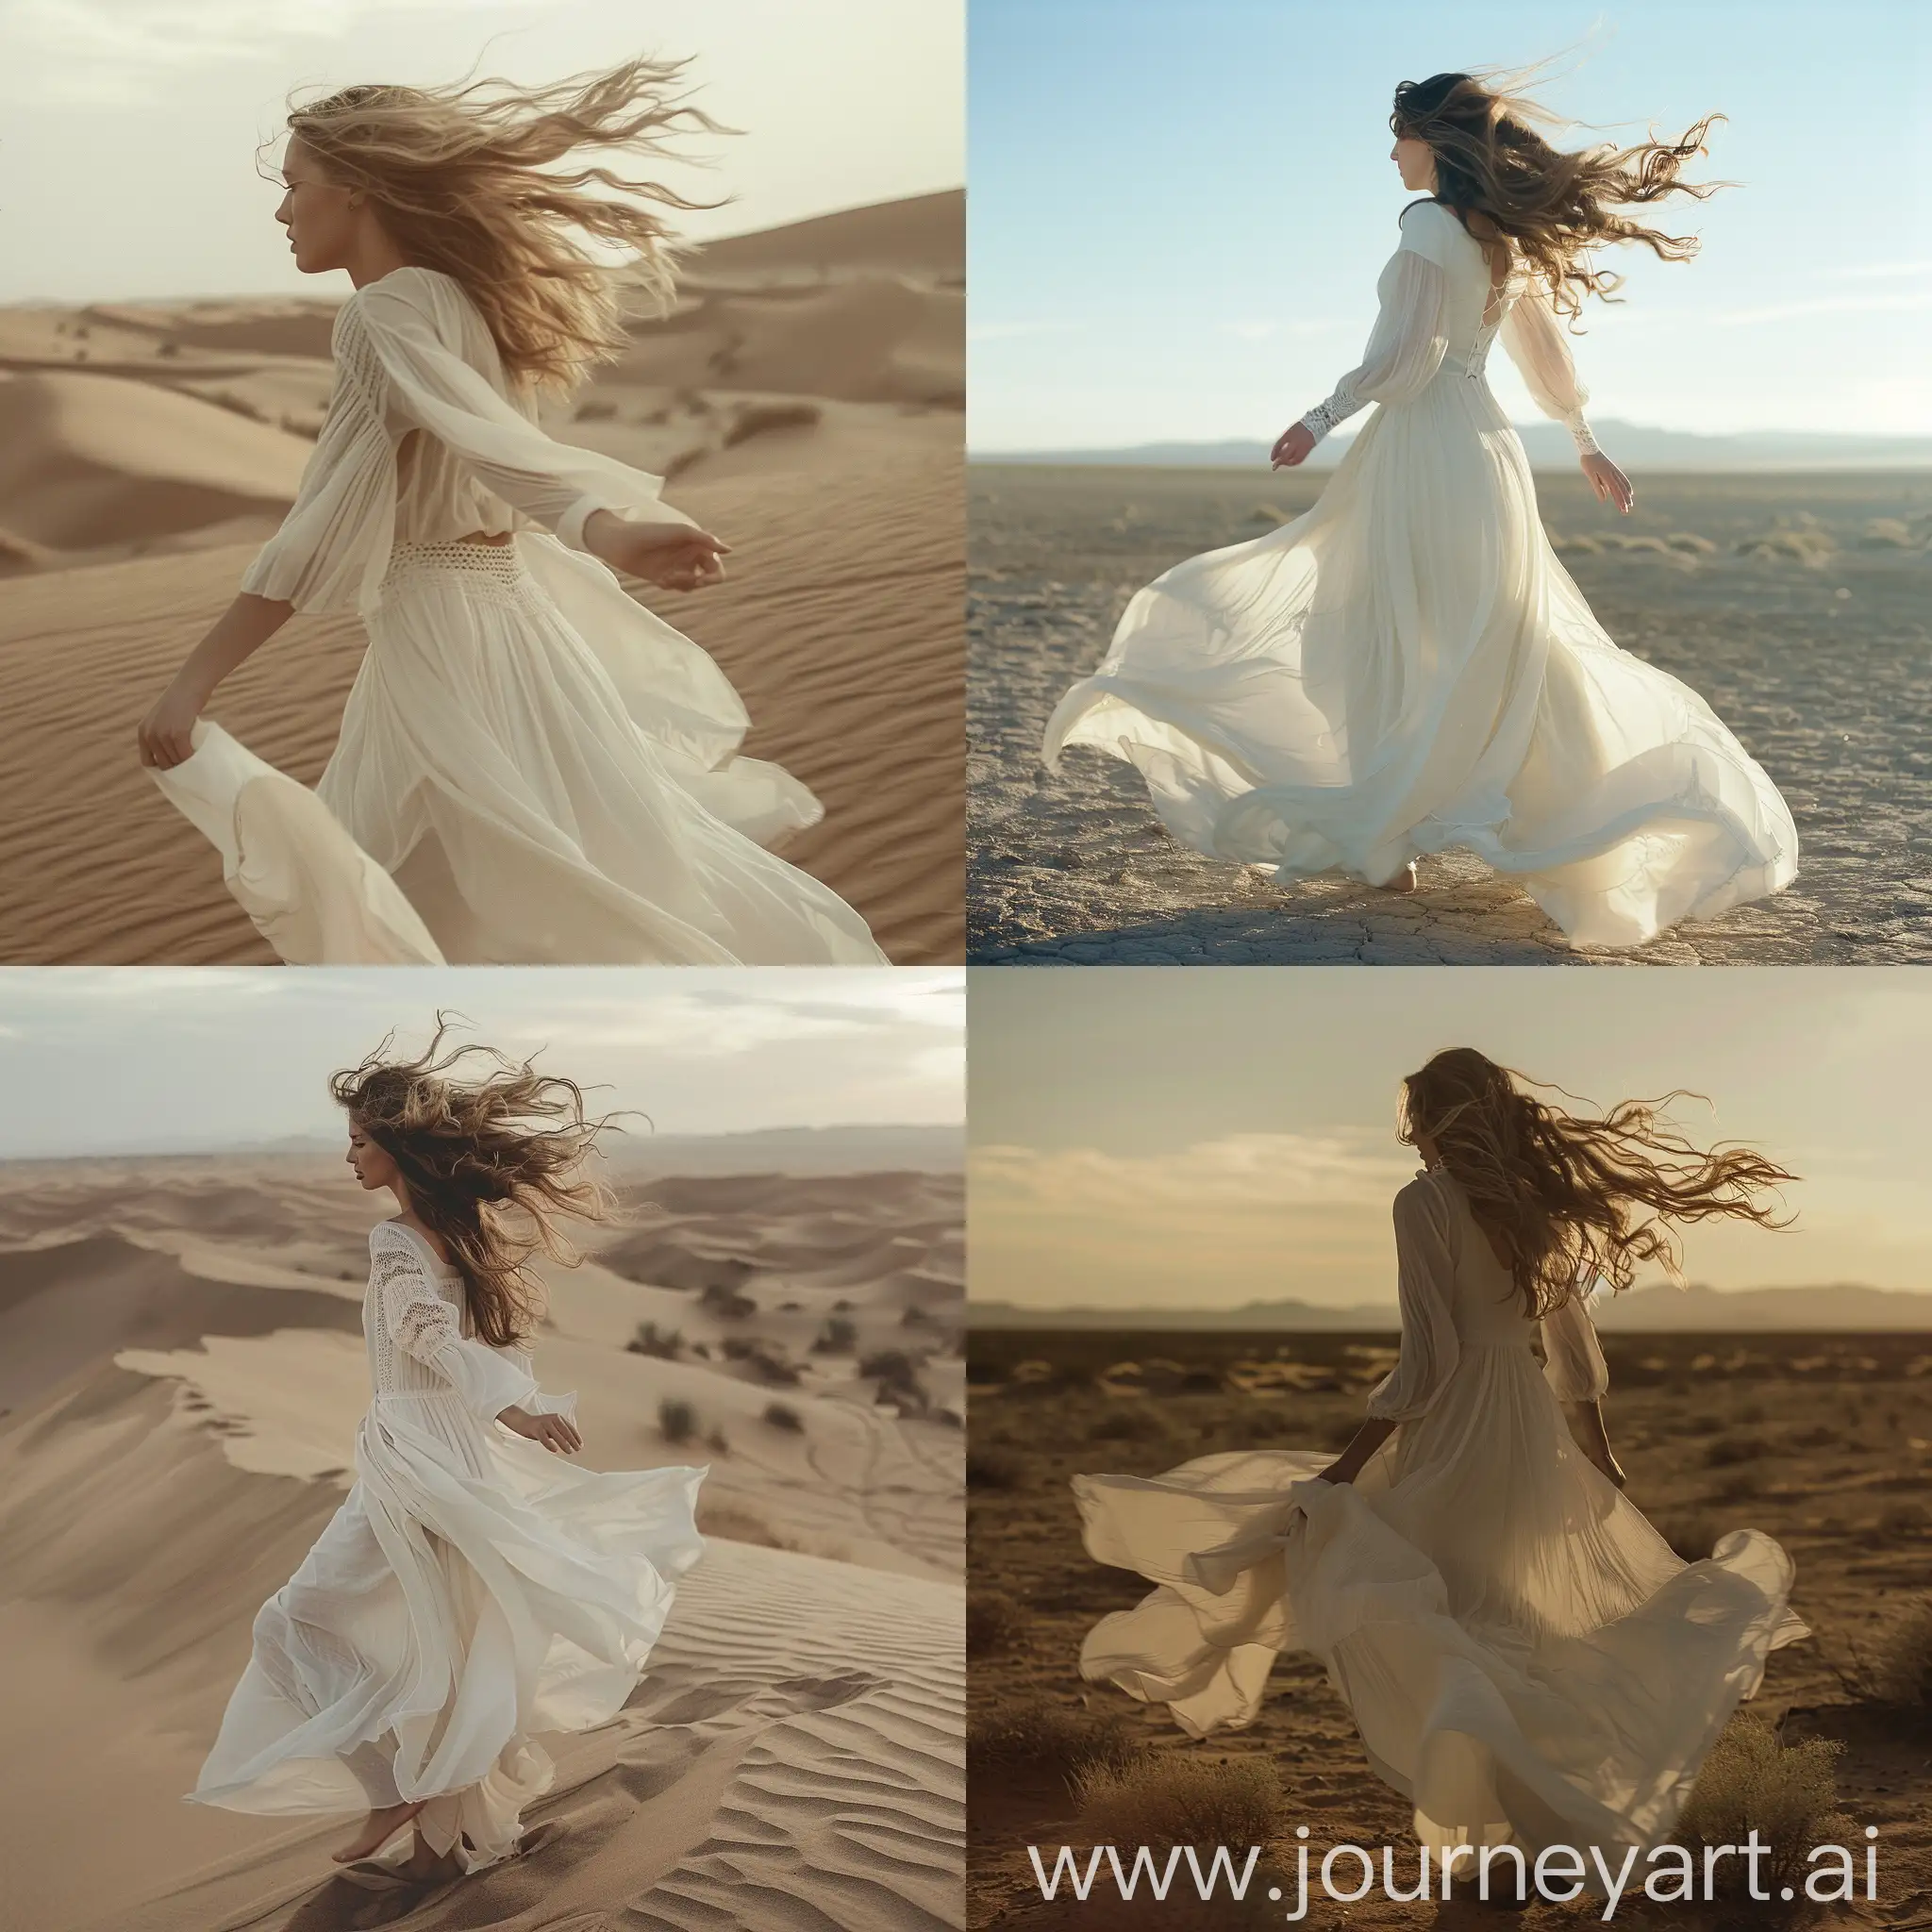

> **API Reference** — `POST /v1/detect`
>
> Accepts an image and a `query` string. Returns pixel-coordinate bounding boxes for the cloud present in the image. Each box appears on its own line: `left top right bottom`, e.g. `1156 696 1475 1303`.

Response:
972 1131 1414 1213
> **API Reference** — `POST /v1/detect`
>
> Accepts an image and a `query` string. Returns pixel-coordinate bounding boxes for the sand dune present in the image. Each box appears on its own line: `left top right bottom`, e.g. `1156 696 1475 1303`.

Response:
0 1153 964 1930
0 191 964 963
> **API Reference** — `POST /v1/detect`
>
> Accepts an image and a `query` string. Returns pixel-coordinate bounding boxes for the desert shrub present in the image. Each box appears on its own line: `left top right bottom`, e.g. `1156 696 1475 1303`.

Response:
814 1316 858 1354
1666 531 1717 555
573 398 618 421
700 1283 757 1320
706 1425 730 1456
762 1401 805 1432
697 1499 794 1549
1706 1433 1773 1468
970 1698 1145 1776
1674 1714 1855 1900
1709 1472 1759 1506
626 1322 683 1359
721 1336 755 1359
1787 1424 1841 1450
967 1447 1025 1491
1735 1400 1768 1425
1862 1597 1932 1708
901 1305 935 1327
1074 1752 1285 1852
967 1593 1025 1657
749 1348 802 1387
1087 1406 1173 1445
1875 1501 1928 1539
658 1397 697 1443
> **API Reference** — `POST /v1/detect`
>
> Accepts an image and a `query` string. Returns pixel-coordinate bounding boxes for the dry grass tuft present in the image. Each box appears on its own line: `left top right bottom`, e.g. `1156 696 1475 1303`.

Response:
1675 1714 1856 1899
969 1698 1147 1777
1074 1751 1285 1852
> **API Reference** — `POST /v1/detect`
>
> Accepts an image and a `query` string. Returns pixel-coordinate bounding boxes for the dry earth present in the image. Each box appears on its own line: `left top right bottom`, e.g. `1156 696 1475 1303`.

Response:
969 465 1932 965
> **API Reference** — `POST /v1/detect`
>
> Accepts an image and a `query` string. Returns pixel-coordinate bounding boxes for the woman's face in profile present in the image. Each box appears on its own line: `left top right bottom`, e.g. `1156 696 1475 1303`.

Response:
1391 133 1436 192
345 1122 400 1192
275 136 360 275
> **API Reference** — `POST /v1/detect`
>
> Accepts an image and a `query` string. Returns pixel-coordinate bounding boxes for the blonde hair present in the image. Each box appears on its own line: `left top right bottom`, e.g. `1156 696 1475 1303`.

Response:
332 1020 621 1345
287 57 727 392
1399 1047 1795 1318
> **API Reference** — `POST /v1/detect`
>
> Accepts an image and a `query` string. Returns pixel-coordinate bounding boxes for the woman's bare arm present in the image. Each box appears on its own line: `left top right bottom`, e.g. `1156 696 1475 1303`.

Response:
137 592 296 769
1318 1413 1399 1485
1564 1397 1627 1489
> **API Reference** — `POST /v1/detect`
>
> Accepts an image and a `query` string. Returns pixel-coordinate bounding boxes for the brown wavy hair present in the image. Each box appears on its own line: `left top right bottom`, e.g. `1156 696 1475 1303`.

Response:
283 56 729 392
1391 70 1724 318
1397 1048 1795 1318
332 1021 621 1345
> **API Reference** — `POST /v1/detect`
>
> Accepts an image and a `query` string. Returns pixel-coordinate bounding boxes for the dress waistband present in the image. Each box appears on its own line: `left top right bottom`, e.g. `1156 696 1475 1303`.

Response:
381 539 527 589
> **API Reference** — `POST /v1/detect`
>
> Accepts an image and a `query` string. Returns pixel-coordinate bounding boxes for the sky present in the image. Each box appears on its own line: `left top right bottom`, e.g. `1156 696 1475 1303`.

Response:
0 968 964 1157
969 0 1932 448
969 968 1932 1311
0 0 963 302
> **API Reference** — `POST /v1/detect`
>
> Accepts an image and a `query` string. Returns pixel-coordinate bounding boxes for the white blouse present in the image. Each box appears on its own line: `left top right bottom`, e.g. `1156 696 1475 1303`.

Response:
242 266 694 618
1297 199 1601 457
1363 1168 1610 1423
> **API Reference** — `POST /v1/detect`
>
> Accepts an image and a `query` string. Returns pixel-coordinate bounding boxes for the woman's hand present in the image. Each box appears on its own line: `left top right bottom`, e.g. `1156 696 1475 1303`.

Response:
1581 452 1634 515
1271 422 1317 470
498 1406 582 1456
1313 1458 1357 1486
1587 1446 1628 1491
585 513 731 591
138 680 208 771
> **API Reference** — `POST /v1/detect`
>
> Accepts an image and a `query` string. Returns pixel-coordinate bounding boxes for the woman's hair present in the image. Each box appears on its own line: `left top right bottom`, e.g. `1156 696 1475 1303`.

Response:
285 57 726 392
1398 1047 1795 1317
1391 70 1724 317
332 1020 620 1346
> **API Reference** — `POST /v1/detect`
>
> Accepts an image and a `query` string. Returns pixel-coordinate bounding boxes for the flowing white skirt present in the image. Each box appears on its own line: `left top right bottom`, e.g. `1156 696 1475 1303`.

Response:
152 534 889 965
1043 374 1798 948
191 1387 706 1872
1074 1342 1809 1879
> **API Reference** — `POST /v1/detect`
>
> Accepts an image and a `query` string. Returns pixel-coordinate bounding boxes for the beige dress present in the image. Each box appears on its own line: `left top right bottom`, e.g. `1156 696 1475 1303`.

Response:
151 265 888 965
1074 1166 1809 1879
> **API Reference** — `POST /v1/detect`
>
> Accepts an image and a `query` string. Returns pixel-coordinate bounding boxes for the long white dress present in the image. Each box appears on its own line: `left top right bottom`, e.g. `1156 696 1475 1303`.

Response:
1043 200 1798 949
150 264 889 965
1074 1167 1809 1881
190 1220 707 1871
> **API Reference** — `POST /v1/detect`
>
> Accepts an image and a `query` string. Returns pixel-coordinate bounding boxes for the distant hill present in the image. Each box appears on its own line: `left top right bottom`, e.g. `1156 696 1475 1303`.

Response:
971 1281 1932 1332
973 421 1932 474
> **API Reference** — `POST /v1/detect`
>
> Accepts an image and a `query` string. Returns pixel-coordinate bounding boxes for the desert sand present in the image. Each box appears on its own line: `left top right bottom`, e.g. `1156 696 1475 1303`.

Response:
969 464 1932 965
966 1326 1932 1929
0 1148 965 1931
0 192 964 965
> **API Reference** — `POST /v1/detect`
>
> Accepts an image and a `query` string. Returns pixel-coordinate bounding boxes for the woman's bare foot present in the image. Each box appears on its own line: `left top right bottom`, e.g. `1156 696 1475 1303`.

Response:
331 1798 426 1863
1385 860 1420 893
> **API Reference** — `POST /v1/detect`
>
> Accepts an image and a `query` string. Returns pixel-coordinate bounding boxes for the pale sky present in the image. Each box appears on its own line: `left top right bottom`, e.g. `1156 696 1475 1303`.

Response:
970 0 1932 447
970 969 1932 1311
0 0 963 302
0 968 963 1157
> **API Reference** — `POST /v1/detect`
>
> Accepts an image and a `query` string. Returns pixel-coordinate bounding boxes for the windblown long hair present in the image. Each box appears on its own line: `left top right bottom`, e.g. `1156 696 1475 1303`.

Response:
332 1022 621 1346
1391 69 1724 318
1397 1048 1795 1318
284 57 727 392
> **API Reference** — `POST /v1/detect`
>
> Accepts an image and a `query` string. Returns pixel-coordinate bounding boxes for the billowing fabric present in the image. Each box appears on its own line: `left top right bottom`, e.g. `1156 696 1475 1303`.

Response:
153 265 887 965
191 1220 707 1871
1074 1168 1809 1883
1043 201 1798 949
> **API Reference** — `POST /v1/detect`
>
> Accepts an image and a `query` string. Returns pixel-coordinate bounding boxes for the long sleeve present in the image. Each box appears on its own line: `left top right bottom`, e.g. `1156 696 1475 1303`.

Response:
370 1225 538 1423
1498 285 1601 456
1297 202 1453 444
352 272 696 550
1541 1284 1610 1402
238 302 396 614
1364 1175 1462 1422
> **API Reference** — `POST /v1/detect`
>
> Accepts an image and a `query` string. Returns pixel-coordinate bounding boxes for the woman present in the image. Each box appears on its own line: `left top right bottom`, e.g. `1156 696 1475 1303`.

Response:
138 58 888 966
190 1029 706 1888
1044 73 1797 950
1074 1049 1810 1891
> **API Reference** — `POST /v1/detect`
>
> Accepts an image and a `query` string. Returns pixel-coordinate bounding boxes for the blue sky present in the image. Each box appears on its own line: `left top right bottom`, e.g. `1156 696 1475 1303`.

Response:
969 0 1932 447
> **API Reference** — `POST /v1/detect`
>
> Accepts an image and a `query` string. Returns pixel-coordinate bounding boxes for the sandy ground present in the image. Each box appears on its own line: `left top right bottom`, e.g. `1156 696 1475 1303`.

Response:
968 465 1932 965
0 192 964 965
0 1152 964 1932
965 1327 1932 1930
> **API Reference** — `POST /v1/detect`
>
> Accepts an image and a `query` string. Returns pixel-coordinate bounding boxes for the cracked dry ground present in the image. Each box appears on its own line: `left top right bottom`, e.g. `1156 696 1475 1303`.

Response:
965 1329 1932 1931
968 466 1932 965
